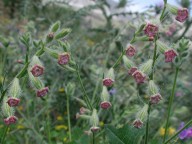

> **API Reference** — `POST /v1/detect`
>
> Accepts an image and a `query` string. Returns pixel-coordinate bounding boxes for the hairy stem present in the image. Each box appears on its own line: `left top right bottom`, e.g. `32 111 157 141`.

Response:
163 67 179 142
66 92 72 142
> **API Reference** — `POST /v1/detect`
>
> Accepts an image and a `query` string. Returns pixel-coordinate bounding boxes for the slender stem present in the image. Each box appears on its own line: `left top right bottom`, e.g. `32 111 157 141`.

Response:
164 119 192 144
66 93 72 142
112 52 124 68
76 69 93 110
144 103 151 144
1 125 9 144
160 0 167 22
92 132 95 144
145 39 157 144
163 67 179 142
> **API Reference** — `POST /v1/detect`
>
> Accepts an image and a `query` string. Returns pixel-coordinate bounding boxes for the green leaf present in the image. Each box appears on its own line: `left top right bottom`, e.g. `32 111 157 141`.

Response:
105 124 145 144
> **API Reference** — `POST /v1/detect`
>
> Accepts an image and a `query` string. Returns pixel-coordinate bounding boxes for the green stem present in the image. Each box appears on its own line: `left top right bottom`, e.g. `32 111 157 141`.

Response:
1 125 9 144
76 68 93 110
66 93 72 142
92 132 95 144
145 39 157 144
160 0 167 22
112 52 124 68
163 67 179 142
144 103 151 144
164 119 192 144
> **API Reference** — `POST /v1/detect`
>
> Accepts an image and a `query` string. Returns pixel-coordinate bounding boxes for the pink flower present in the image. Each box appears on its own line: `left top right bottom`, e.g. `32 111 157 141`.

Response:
36 87 49 97
30 65 44 77
132 70 146 84
126 45 136 57
144 23 158 37
100 101 112 109
7 97 20 107
164 49 177 63
150 93 162 104
58 53 70 65
103 78 114 87
133 119 143 129
90 126 100 132
128 67 137 75
175 8 188 23
148 37 154 41
4 116 18 125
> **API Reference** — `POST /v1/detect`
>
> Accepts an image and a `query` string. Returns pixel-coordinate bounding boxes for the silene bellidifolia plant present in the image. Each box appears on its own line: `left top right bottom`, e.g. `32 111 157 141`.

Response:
0 1 191 144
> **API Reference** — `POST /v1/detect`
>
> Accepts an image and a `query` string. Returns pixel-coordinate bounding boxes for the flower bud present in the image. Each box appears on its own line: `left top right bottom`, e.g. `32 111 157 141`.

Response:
156 40 169 54
123 56 135 69
132 70 146 84
4 116 18 125
9 78 21 98
164 49 177 63
90 109 99 132
55 28 71 40
139 59 153 75
7 97 20 107
133 119 143 129
28 71 44 89
58 53 70 65
128 67 138 75
175 8 188 23
103 78 114 87
144 23 158 37
136 104 148 121
148 80 159 95
76 113 91 120
46 32 54 43
1 97 15 118
126 45 136 57
100 86 110 106
100 101 112 109
36 87 49 97
150 93 162 104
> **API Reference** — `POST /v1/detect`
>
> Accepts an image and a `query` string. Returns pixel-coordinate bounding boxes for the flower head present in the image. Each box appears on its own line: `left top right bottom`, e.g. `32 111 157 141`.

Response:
7 97 20 107
176 8 188 23
150 93 162 104
4 116 18 125
103 78 114 87
36 87 49 97
30 65 44 77
126 45 136 57
58 53 70 65
132 70 146 84
133 119 143 129
144 23 158 37
128 67 137 75
164 49 177 63
100 101 112 109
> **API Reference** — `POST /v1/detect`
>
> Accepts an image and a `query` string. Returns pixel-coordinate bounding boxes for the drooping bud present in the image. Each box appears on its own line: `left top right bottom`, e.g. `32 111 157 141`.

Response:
144 23 158 37
128 67 138 76
164 49 177 63
103 68 115 87
139 59 153 75
90 109 100 133
150 93 162 104
100 86 111 109
30 56 44 77
7 97 20 107
133 119 143 129
132 70 146 84
175 8 188 23
58 53 70 65
126 45 136 57
156 40 169 54
36 87 49 97
55 28 71 40
123 56 135 69
4 116 18 125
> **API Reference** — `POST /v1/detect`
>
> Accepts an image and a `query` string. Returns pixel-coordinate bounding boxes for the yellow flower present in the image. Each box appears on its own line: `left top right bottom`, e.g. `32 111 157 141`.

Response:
17 125 25 129
57 116 63 121
99 121 104 127
159 127 165 136
168 127 176 135
63 137 67 142
55 125 68 131
58 88 65 93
